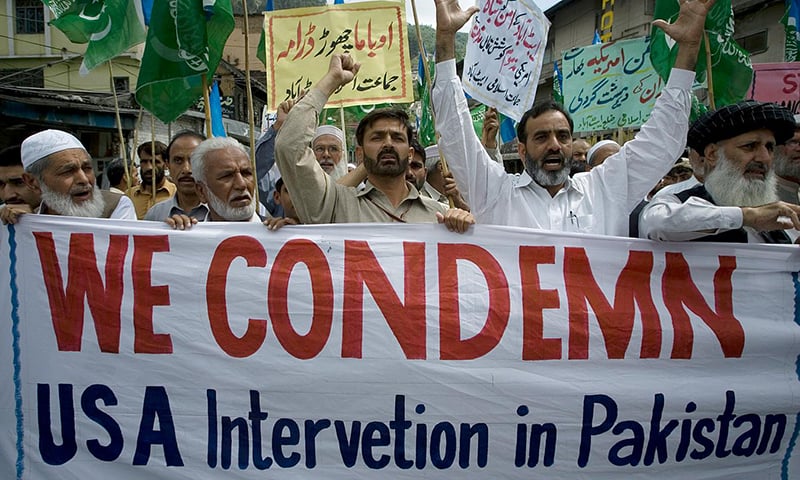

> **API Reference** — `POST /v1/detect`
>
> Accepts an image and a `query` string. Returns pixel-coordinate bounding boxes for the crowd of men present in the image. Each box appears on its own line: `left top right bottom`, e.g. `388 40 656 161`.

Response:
2 0 799 245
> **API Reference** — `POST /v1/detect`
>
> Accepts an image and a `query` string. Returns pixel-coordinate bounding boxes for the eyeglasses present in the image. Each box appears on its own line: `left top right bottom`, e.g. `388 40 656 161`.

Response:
313 145 341 155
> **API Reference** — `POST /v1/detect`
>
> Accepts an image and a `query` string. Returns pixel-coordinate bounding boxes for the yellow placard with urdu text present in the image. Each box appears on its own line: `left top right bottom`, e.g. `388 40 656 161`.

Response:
263 1 412 111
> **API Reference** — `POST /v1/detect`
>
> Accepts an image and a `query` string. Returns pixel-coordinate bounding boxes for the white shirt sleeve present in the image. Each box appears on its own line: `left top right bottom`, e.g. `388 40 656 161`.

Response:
432 59 510 217
639 194 743 241
110 195 137 220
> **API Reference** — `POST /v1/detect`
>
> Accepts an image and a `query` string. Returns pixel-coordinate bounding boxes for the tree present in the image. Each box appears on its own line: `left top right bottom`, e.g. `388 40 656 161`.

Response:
231 0 325 14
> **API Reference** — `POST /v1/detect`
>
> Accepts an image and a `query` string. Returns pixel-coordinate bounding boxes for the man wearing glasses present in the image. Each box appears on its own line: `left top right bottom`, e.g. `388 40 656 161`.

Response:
312 125 348 180
774 114 800 205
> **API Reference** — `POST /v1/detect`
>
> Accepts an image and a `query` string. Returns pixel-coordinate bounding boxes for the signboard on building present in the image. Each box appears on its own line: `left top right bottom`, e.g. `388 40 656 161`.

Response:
562 37 663 132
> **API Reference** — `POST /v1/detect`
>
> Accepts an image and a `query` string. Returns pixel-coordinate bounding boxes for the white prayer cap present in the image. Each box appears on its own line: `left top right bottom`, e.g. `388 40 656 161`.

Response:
313 125 345 146
424 145 440 170
586 140 619 166
21 129 86 171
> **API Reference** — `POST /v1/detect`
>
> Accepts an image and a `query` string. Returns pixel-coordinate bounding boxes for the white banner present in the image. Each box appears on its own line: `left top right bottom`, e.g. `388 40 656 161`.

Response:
1 217 799 479
463 0 550 122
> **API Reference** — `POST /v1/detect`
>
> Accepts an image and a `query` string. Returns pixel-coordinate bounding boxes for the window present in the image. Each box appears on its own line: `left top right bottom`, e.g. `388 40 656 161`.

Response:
0 68 44 88
735 30 768 56
15 0 45 34
113 77 130 94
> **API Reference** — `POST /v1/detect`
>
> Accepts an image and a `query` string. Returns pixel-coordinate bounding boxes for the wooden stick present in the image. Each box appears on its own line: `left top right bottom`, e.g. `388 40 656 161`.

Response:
339 104 348 163
241 0 259 207
150 115 156 201
107 61 130 193
202 75 213 138
704 31 715 110
410 0 455 208
129 107 143 195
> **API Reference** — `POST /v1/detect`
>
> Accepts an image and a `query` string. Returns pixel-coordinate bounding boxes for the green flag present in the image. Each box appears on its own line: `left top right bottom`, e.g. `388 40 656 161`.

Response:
781 1 800 62
43 0 146 74
135 0 235 124
552 60 564 105
650 0 752 112
416 55 436 147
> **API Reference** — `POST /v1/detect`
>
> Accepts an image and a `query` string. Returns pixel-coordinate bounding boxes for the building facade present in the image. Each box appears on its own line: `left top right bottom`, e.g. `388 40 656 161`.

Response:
538 0 787 106
1 0 265 175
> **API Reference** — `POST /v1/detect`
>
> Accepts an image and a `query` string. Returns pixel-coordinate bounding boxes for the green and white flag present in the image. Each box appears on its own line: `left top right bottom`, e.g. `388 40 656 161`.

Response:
135 0 235 124
416 55 436 147
43 0 146 74
553 60 564 105
650 0 752 113
781 0 800 62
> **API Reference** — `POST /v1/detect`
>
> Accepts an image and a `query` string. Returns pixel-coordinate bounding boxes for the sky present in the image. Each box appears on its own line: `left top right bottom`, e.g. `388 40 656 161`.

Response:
333 1 563 29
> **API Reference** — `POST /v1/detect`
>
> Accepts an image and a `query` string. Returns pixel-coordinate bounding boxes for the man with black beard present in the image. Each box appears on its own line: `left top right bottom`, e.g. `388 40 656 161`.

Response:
773 115 800 205
273 54 474 232
129 140 174 219
144 131 207 222
640 101 800 243
432 0 712 235
1 129 135 224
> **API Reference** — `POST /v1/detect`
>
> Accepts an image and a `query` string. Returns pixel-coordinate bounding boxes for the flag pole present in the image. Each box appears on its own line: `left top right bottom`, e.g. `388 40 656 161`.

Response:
130 107 143 195
150 116 157 202
410 0 455 208
703 31 716 110
202 74 213 138
107 61 130 193
241 0 259 207
339 104 348 163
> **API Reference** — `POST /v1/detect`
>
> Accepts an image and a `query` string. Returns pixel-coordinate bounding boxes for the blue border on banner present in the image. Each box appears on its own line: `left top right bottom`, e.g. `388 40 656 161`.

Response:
782 271 800 479
7 225 24 479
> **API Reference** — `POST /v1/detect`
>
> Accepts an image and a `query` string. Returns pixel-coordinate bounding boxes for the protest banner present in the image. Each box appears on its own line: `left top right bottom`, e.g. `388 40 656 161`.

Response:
749 62 800 115
262 1 413 111
562 37 664 133
462 0 549 122
1 217 799 479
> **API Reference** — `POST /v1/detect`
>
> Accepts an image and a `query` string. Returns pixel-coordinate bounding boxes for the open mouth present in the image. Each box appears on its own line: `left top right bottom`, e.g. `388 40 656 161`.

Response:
744 163 766 179
71 189 92 202
542 156 564 171
229 194 251 207
378 151 399 165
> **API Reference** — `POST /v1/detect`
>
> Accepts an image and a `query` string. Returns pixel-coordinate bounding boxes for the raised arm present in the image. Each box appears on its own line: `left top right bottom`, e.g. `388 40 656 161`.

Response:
434 0 479 63
432 0 508 218
274 54 360 224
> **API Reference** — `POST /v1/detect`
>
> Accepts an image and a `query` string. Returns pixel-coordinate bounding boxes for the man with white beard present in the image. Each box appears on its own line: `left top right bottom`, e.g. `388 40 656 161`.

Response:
166 137 261 228
312 125 348 180
772 115 800 205
1 129 135 224
639 101 800 243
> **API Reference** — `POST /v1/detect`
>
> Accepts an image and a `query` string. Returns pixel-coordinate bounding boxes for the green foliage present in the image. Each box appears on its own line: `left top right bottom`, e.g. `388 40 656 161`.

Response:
232 0 325 14
407 24 468 63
